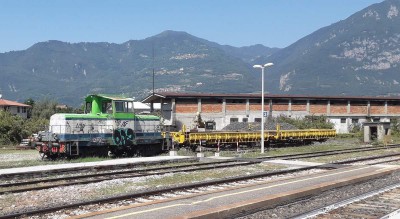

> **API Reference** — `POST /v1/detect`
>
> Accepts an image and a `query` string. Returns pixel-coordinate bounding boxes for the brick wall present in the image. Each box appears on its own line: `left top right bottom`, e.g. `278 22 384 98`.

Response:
291 104 307 111
272 104 289 111
201 103 223 113
309 104 327 114
388 105 400 114
249 104 270 111
370 104 385 114
176 104 198 113
226 104 246 111
330 104 347 114
350 105 367 114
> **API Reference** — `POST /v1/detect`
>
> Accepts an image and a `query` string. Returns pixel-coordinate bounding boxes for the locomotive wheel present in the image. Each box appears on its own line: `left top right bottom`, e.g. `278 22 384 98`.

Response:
49 154 58 160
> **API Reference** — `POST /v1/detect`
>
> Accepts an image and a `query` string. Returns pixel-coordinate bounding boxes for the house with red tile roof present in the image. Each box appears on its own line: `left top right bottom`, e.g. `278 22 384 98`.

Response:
0 98 32 119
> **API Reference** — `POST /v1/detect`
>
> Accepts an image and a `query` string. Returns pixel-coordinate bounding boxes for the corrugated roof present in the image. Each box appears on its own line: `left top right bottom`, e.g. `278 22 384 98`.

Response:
0 99 31 107
142 92 400 102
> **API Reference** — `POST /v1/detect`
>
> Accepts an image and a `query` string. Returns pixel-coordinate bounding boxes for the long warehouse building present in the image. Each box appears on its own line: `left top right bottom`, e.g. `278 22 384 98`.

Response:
142 92 400 134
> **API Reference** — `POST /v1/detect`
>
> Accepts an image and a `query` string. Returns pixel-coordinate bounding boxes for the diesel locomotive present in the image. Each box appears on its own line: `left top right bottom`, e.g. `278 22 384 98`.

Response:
36 94 167 159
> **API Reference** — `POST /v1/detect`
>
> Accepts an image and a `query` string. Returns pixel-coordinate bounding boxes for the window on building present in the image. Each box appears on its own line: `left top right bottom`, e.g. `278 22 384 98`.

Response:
17 107 20 113
340 118 346 123
373 118 380 122
352 118 359 123
22 107 26 113
254 118 261 122
242 118 248 123
230 118 238 123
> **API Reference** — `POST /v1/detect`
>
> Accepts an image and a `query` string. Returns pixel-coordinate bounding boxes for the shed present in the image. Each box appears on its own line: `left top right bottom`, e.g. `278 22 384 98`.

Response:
363 122 391 143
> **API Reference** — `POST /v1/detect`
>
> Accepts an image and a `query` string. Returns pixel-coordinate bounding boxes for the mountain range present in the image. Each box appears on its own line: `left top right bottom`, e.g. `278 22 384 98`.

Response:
1 0 400 106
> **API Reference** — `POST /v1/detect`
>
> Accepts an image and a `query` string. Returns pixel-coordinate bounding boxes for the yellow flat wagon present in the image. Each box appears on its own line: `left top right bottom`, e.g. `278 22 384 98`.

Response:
165 125 336 147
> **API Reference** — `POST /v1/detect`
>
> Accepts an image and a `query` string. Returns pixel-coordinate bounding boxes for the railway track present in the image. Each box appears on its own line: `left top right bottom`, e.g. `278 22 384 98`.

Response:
294 182 400 219
2 150 400 218
0 160 258 195
257 144 400 161
2 145 399 195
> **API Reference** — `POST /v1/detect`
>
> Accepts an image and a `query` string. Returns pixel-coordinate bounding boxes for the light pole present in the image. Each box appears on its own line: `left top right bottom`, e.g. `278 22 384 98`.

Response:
253 63 274 153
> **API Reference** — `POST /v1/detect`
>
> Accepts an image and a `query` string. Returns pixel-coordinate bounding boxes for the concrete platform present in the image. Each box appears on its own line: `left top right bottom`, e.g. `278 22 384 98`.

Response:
263 159 324 167
76 165 400 219
0 156 193 176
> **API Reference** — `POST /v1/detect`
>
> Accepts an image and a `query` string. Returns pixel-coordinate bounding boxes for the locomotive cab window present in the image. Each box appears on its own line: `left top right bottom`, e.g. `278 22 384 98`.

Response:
85 102 92 114
115 101 134 113
102 101 112 114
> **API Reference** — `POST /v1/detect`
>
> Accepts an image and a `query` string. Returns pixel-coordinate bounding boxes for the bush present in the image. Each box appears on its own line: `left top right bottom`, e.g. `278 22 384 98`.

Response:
276 115 334 129
391 118 400 136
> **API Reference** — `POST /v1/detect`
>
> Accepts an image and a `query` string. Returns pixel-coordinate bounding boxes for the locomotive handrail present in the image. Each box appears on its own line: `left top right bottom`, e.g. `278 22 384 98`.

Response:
49 124 114 134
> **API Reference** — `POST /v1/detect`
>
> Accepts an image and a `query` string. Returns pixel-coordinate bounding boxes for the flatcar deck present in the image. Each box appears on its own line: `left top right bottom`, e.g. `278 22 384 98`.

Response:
169 128 336 145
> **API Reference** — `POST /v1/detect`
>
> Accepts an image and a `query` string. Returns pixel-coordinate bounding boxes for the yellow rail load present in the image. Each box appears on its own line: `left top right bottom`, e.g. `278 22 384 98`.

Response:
165 125 336 146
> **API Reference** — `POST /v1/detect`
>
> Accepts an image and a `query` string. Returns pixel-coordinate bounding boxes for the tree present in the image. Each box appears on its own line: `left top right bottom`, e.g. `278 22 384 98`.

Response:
0 111 24 145
24 98 35 118
31 99 57 119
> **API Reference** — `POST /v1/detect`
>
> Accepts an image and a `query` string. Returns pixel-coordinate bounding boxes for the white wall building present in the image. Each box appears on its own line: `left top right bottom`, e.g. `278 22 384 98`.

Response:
0 98 31 119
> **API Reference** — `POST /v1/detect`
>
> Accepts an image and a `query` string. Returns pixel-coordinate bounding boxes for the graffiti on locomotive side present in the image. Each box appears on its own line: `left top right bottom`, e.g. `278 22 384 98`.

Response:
91 137 107 145
113 128 134 146
115 120 129 128
76 123 86 131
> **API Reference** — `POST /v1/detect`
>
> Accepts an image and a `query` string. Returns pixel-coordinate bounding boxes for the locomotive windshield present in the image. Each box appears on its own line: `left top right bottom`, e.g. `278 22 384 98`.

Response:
115 101 133 113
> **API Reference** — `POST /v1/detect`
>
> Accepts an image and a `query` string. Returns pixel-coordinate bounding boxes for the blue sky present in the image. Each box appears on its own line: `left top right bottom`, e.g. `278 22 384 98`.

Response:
0 0 383 53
